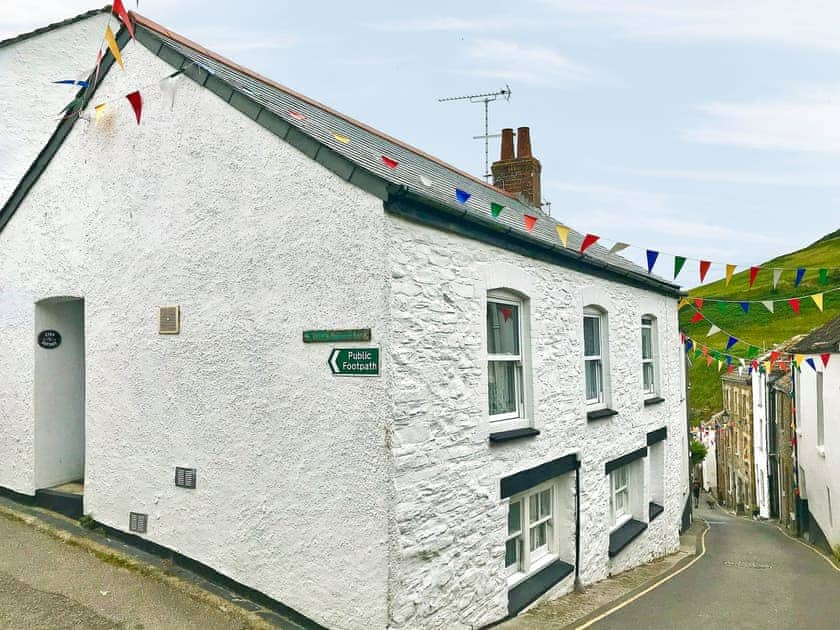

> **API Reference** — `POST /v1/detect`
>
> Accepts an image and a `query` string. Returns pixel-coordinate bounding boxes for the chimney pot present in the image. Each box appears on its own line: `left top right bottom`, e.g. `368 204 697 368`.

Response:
516 127 532 158
500 128 515 161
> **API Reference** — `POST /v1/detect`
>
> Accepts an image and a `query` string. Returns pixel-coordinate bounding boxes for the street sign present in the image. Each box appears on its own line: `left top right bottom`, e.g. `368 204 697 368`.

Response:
37 330 61 349
328 348 380 376
304 328 371 343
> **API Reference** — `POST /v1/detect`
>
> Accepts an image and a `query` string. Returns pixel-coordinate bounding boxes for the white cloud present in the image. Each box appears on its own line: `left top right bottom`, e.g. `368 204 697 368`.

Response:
685 87 840 153
466 39 588 85
542 0 840 53
618 167 840 187
365 16 540 32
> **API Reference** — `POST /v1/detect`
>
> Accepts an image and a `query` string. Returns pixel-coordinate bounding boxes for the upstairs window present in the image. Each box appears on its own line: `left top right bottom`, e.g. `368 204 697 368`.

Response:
487 292 529 426
584 308 608 407
641 316 658 397
817 372 825 448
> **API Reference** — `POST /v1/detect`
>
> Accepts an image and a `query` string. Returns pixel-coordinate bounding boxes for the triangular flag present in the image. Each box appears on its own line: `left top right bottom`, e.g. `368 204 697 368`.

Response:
94 103 107 125
685 339 694 352
680 332 686 344
788 298 800 314
761 300 774 314
455 188 470 204
93 48 103 86
717 301 728 315
725 264 736 286
112 0 135 39
770 350 780 364
159 73 181 111
678 298 689 310
821 353 831 368
726 354 733 366
819 268 828 285
580 234 599 254
751 360 759 370
690 312 704 324
699 260 711 283
104 25 123 70
712 350 721 360
609 242 630 255
674 256 686 280
419 175 432 187
795 354 804 367
718 360 724 372
764 361 771 373
694 348 702 359
794 268 805 287
812 293 823 311
523 215 537 232
747 346 759 359
706 324 720 336
694 298 704 309
289 110 306 121
53 79 90 88
706 356 714 367
740 302 750 313
806 357 817 371
556 225 569 246
646 250 659 273
727 364 735 374
491 203 504 219
125 91 142 124
726 336 738 350
382 156 399 169
332 132 350 144
772 268 782 288
501 307 513 322
749 266 760 288
702 345 709 356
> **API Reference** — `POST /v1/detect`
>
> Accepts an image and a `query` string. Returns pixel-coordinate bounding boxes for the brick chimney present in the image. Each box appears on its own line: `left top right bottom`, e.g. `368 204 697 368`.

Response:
491 127 542 207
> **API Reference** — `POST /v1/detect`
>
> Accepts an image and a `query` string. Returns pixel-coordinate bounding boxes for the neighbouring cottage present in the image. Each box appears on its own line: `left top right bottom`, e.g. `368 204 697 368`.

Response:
770 374 798 536
718 371 756 514
0 9 689 629
789 316 840 553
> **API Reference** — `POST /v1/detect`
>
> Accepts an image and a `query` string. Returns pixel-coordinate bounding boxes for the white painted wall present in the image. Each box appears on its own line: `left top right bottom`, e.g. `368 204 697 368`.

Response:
796 354 840 548
384 218 687 628
0 39 391 630
0 13 108 208
33 298 85 489
752 370 770 518
701 422 717 494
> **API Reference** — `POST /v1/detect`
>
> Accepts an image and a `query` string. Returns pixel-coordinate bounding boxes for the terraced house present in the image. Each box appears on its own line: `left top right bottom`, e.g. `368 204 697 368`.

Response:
0 9 689 629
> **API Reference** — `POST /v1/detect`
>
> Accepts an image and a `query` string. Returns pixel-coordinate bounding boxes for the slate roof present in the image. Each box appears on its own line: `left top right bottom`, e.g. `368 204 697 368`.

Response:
132 13 680 297
789 315 840 354
0 8 107 48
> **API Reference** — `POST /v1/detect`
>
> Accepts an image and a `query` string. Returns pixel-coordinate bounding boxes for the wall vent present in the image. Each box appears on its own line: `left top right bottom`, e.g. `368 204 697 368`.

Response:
175 467 197 489
158 306 180 334
129 512 148 533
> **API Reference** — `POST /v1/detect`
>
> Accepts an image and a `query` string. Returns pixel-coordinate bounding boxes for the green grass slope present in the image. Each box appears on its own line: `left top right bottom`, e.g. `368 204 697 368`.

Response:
680 230 840 423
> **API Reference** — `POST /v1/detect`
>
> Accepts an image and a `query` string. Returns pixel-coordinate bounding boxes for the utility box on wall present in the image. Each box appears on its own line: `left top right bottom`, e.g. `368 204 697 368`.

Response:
158 306 180 334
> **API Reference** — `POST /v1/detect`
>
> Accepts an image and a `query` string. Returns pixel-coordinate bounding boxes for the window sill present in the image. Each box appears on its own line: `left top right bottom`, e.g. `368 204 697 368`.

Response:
608 518 648 557
587 408 618 421
490 428 541 443
507 557 574 616
649 501 664 522
643 396 665 406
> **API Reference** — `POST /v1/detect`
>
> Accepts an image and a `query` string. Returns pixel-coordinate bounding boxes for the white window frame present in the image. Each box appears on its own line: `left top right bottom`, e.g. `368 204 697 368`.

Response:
486 290 531 431
641 315 658 398
584 307 608 409
505 481 557 584
610 465 632 530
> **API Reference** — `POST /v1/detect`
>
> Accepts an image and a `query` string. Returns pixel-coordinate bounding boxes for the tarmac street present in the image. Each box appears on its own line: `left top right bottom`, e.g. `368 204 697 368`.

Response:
592 493 840 629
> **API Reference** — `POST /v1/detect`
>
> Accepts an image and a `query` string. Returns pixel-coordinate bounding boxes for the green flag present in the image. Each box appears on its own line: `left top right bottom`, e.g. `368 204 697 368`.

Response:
674 256 686 280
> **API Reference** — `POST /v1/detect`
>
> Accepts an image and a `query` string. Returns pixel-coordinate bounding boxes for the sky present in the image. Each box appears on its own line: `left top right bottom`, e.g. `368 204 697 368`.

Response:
3 1 840 283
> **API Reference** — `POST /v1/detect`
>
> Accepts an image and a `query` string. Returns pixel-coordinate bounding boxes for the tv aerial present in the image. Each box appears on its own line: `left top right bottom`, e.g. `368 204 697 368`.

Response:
439 85 512 181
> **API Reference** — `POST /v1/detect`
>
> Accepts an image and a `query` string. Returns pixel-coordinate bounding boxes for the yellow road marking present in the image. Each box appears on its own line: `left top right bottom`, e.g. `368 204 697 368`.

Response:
775 524 840 573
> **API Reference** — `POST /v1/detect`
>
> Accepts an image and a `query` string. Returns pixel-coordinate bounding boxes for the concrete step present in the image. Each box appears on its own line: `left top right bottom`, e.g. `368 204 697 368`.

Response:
34 488 82 519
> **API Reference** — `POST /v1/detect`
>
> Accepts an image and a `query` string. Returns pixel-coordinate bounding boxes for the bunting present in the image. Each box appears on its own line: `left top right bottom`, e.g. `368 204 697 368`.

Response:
749 266 760 288
740 302 749 313
674 256 686 280
523 215 537 232
795 268 806 287
699 260 711 283
726 336 738 350
690 312 705 324
694 298 704 309
94 103 107 125
454 188 470 204
773 268 783 289
104 25 123 70
491 203 504 219
812 293 823 311
819 268 829 284
788 298 801 314
381 156 398 169
332 132 350 144
125 91 142 124
556 225 569 247
806 358 817 371
725 264 736 286
706 325 721 336
112 0 135 39
821 353 831 368
761 300 774 313
53 79 90 88
646 249 659 273
609 242 630 255
580 234 599 254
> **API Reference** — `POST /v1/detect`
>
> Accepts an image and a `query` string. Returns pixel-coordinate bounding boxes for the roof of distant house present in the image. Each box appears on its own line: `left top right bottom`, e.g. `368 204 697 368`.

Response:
788 314 840 354
0 7 107 48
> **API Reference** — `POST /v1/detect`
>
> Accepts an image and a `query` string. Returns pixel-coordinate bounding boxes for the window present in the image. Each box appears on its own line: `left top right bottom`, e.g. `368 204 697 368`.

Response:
506 484 555 577
610 466 631 528
487 293 529 426
817 372 825 448
641 316 657 396
584 308 607 406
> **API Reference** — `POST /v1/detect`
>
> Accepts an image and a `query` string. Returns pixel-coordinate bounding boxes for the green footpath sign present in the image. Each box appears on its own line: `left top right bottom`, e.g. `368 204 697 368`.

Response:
328 348 380 377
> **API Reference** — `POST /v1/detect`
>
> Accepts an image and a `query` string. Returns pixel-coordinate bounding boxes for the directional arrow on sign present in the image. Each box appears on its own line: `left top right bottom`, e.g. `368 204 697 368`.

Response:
328 348 380 376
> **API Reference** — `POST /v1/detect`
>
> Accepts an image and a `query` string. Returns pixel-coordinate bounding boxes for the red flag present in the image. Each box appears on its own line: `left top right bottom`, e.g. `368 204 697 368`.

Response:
289 110 306 121
580 234 599 254
770 350 780 364
694 298 704 309
523 215 537 232
699 260 711 282
706 356 714 367
702 345 708 356
690 312 704 324
112 0 135 39
751 360 759 370
822 353 831 367
680 333 686 344
381 155 398 169
727 364 734 373
125 90 142 124
788 298 800 314
501 307 513 322
749 266 760 288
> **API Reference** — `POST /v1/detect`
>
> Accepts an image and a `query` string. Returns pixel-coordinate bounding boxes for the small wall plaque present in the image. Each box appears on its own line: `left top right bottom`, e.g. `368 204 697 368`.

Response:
303 328 371 343
37 330 61 349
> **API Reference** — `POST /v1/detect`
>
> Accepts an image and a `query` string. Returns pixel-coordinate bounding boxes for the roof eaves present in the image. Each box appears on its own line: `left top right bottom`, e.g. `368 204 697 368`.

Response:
0 7 110 48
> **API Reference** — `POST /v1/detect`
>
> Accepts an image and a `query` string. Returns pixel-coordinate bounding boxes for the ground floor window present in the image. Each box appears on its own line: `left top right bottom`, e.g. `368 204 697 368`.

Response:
610 465 631 528
506 482 556 577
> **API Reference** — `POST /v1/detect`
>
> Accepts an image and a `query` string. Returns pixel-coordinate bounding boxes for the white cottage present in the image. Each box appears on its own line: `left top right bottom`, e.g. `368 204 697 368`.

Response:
0 10 689 629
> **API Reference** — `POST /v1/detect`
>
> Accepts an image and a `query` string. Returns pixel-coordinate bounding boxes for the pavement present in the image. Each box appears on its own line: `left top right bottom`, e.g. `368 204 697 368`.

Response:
0 499 304 630
590 493 840 629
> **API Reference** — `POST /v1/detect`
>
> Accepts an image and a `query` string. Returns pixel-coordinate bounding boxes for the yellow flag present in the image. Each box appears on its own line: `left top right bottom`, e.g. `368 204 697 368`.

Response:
556 225 570 248
725 264 736 286
678 298 689 310
718 360 724 372
795 354 804 367
812 293 824 311
94 103 107 125
764 361 772 373
332 132 350 144
105 26 123 70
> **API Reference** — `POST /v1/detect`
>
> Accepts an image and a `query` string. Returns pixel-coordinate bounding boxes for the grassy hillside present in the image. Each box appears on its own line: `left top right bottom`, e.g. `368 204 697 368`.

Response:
680 230 840 424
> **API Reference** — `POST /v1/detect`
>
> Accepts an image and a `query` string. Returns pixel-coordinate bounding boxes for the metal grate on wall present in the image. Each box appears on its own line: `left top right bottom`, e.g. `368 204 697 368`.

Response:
158 306 180 334
129 512 148 533
175 467 196 489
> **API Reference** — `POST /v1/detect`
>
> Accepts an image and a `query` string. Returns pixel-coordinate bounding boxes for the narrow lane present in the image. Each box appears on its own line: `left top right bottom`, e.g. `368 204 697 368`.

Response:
593 493 840 629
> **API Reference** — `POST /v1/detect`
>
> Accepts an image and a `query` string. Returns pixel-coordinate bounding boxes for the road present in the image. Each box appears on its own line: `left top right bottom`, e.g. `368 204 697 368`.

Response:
0 511 256 629
593 493 840 629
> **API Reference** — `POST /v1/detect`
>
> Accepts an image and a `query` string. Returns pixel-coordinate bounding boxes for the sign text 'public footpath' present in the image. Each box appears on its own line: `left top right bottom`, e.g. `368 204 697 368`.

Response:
328 348 380 376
